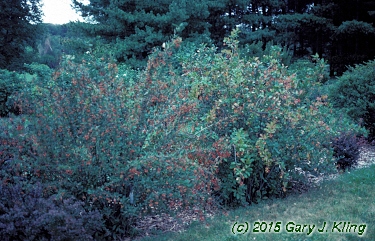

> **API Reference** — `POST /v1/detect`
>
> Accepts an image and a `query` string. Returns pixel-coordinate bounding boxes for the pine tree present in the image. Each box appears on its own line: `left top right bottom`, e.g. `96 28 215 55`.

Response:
72 0 375 72
0 0 43 70
73 0 212 68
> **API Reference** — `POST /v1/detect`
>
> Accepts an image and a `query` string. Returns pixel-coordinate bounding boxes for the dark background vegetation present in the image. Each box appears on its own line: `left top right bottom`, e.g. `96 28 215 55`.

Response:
1 0 375 239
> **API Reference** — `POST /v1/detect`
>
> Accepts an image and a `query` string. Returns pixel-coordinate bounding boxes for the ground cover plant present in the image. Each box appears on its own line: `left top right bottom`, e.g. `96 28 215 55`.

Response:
0 29 367 239
0 182 102 241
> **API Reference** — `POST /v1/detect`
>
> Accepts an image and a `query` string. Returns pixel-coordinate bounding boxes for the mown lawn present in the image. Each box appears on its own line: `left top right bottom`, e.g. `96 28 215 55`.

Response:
138 164 375 241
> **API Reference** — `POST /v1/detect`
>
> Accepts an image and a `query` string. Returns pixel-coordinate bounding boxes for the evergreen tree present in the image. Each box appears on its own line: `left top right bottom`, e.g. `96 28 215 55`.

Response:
0 0 43 70
327 0 375 75
72 0 375 73
72 0 212 68
262 0 375 75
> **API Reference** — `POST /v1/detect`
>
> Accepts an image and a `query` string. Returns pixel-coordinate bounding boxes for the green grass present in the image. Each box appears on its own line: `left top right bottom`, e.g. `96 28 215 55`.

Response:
138 165 375 241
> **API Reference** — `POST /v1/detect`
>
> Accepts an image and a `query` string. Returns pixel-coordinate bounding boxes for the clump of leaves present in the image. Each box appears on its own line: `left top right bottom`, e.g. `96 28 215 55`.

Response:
10 45 214 238
331 132 367 171
10 55 147 238
181 28 365 205
0 182 103 241
0 69 23 117
330 60 375 139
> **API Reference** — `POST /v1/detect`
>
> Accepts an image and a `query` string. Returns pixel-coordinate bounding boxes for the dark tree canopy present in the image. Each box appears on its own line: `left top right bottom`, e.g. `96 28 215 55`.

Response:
0 0 43 70
72 0 213 67
72 0 375 73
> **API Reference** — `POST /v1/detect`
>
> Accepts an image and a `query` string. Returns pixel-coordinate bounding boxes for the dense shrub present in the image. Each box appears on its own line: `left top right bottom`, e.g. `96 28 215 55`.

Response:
2 63 54 117
180 29 365 204
10 44 215 238
330 60 375 139
0 69 23 117
0 182 103 241
0 116 35 171
331 132 367 171
3 28 367 239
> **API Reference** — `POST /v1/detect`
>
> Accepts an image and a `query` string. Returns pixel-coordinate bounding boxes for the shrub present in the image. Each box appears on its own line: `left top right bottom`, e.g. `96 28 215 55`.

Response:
5 28 367 240
0 182 103 241
180 28 365 205
0 116 35 172
331 132 367 171
10 55 145 238
330 59 375 139
10 46 215 238
0 69 23 117
4 63 53 116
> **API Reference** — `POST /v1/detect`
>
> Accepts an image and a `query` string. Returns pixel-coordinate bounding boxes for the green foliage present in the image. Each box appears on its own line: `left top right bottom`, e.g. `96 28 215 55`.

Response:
4 63 54 116
0 69 24 116
3 27 367 238
331 20 375 75
241 41 292 67
273 13 334 56
330 59 375 138
0 0 43 70
286 54 330 106
181 28 365 205
11 56 141 238
10 44 214 238
335 20 375 35
72 0 212 68
23 63 53 80
69 0 375 74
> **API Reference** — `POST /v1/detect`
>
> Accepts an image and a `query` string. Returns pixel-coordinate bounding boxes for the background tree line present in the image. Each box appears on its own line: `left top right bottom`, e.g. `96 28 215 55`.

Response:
70 0 375 74
2 0 375 74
